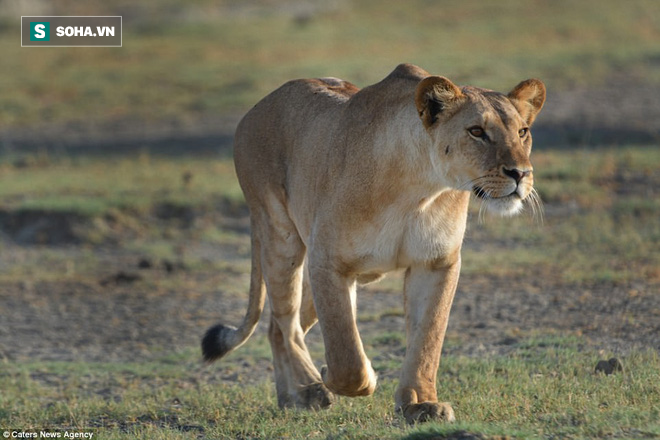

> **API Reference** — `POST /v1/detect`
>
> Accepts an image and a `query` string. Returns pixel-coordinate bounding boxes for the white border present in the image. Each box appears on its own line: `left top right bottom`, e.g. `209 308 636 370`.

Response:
21 16 122 47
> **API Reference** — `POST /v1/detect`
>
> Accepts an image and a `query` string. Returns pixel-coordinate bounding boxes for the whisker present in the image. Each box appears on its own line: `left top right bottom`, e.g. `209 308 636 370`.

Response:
458 176 495 225
478 199 485 224
478 191 493 224
533 188 545 224
457 177 483 192
458 175 499 193
525 187 544 226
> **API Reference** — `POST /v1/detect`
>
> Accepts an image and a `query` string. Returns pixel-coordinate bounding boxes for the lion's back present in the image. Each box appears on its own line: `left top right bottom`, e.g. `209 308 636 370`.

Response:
232 64 428 200
236 76 358 140
233 77 358 198
234 64 427 162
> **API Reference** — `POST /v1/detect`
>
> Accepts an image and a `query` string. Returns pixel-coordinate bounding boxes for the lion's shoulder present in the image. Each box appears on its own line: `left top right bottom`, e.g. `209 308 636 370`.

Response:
339 64 429 115
384 63 430 82
357 64 429 97
266 64 428 111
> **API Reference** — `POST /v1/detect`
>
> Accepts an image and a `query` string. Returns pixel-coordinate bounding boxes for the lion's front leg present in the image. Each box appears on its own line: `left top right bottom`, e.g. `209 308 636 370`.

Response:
395 257 461 424
309 263 378 397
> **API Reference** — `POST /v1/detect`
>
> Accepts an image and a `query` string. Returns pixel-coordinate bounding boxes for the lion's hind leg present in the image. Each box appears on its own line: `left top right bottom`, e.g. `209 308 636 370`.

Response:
255 200 333 409
300 265 318 335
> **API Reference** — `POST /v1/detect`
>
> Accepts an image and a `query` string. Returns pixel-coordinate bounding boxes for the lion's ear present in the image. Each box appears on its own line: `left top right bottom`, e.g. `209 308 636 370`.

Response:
508 79 546 126
415 76 464 129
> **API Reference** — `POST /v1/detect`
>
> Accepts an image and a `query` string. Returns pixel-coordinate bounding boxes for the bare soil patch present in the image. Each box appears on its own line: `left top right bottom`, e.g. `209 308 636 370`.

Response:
1 227 658 372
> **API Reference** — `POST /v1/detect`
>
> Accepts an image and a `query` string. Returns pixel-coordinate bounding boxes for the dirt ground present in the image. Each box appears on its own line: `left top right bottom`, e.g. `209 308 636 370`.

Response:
1 83 659 381
1 241 658 367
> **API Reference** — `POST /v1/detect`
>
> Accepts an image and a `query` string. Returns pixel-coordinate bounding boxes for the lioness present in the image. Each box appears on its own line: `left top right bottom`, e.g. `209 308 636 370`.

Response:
203 64 545 424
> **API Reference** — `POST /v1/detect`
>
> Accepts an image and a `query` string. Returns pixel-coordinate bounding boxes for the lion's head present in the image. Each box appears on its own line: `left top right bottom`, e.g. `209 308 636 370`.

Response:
415 76 546 216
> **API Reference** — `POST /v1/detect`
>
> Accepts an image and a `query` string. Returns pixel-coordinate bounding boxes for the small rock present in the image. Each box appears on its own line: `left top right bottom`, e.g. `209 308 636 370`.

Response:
170 397 182 409
137 258 153 269
162 259 186 273
163 260 175 273
608 357 624 373
595 357 624 375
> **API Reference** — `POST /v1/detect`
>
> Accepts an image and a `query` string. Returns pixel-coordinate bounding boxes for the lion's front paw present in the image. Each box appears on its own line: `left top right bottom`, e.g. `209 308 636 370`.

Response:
320 364 377 397
402 401 455 424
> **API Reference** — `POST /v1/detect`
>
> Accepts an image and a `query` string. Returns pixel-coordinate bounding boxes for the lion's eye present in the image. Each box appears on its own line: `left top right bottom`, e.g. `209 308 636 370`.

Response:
518 128 529 138
468 126 486 138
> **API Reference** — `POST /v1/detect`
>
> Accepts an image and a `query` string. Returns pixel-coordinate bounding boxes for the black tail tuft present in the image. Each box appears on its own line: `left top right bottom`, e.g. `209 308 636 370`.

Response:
201 323 235 362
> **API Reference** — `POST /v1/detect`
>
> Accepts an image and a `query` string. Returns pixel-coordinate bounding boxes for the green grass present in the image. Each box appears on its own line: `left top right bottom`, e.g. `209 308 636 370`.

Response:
1 145 658 282
2 0 660 127
0 153 242 214
461 146 660 284
1 145 658 437
0 152 246 249
2 336 659 439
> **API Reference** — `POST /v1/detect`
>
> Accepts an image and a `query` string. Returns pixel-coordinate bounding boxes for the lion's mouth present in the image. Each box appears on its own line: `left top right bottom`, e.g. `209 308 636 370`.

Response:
473 186 526 217
472 186 520 200
473 186 488 199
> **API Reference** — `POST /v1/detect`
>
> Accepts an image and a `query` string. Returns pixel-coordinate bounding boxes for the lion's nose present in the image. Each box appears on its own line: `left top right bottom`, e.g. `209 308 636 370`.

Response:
502 167 530 184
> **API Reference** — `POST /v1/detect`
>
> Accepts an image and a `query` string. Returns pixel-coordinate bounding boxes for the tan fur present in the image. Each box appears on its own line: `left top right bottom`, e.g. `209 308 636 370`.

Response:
203 64 545 423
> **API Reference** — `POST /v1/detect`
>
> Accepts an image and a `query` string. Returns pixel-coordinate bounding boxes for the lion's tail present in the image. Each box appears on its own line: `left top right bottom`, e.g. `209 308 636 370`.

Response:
201 248 266 362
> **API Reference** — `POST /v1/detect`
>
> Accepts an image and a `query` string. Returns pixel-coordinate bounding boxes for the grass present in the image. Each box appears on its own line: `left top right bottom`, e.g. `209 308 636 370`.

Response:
1 145 658 281
1 145 659 438
0 153 243 215
462 146 660 284
2 336 659 439
2 0 660 128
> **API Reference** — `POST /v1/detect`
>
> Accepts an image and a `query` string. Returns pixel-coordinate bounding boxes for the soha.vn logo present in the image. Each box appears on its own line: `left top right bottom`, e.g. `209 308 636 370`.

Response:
30 22 50 41
56 25 116 37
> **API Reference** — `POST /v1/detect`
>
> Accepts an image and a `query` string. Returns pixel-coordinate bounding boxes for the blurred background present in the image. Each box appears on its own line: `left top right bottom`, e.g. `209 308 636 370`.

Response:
1 0 660 151
1 0 659 436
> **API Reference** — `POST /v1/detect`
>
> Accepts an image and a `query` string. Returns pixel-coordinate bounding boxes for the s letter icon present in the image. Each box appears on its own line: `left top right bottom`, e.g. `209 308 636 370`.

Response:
30 22 50 41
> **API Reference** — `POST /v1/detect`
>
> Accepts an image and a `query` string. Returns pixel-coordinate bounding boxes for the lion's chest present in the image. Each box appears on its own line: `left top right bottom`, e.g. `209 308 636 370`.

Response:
346 194 468 272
